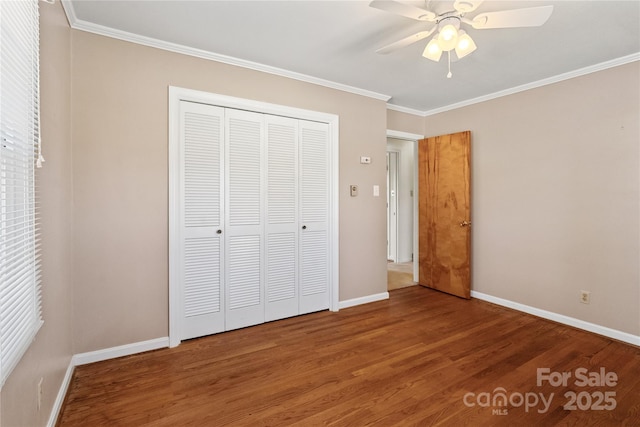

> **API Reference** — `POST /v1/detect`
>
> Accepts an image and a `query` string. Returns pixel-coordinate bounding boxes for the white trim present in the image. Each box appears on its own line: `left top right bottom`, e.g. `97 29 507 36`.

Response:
168 87 181 348
168 87 340 345
60 0 637 115
59 0 76 28
386 54 640 117
330 118 341 313
386 104 425 117
59 2 390 103
387 129 424 141
422 54 640 117
339 292 389 310
73 337 169 366
47 338 169 426
46 359 75 427
61 0 637 116
471 291 640 347
412 140 419 283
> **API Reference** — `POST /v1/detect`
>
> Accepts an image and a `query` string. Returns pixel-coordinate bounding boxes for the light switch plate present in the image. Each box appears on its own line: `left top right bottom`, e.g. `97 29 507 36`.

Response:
350 185 358 197
373 185 380 197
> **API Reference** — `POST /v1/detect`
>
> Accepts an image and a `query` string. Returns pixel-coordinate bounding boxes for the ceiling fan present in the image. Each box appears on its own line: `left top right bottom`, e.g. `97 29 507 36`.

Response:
371 0 554 77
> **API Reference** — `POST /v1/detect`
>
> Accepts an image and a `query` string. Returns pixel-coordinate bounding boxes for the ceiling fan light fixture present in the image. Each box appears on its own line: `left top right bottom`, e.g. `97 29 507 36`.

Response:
455 30 477 59
438 24 459 51
422 38 443 62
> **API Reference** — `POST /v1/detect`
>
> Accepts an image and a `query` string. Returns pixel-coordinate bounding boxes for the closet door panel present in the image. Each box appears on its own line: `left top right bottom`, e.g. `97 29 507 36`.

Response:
225 109 265 330
299 121 330 314
265 116 299 321
180 101 225 339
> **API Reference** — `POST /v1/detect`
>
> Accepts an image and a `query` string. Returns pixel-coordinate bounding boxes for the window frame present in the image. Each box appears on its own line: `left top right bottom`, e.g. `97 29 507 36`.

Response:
0 0 43 388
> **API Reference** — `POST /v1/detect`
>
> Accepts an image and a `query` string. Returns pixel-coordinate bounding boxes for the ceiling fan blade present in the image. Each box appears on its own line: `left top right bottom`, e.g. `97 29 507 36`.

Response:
369 0 436 22
376 28 436 54
471 5 553 29
453 0 483 14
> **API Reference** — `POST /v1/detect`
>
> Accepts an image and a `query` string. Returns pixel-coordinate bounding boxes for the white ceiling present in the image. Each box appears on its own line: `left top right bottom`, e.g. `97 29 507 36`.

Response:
64 0 640 114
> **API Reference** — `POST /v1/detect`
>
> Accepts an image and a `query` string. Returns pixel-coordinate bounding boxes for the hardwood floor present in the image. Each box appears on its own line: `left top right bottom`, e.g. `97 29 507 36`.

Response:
387 261 415 291
58 287 640 426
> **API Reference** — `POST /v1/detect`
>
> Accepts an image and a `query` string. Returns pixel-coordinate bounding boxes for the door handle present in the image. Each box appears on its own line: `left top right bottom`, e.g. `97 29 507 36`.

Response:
460 220 471 227
216 229 222 234
302 225 307 230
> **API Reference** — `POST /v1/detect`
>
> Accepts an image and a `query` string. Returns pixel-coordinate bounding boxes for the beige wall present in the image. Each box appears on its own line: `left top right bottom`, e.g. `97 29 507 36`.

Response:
70 31 389 353
4 7 638 424
424 62 640 335
1 2 74 426
387 109 425 136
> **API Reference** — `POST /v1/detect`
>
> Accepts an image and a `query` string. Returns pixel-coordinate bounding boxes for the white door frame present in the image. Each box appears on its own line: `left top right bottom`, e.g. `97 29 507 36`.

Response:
387 129 423 283
169 86 340 348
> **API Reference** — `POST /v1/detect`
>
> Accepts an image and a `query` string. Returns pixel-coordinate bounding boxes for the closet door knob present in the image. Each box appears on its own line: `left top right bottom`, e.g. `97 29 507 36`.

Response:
216 229 222 234
302 225 307 230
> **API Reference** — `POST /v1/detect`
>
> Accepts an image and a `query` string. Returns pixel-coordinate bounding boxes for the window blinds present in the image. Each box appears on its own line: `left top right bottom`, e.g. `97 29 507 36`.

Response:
0 0 43 387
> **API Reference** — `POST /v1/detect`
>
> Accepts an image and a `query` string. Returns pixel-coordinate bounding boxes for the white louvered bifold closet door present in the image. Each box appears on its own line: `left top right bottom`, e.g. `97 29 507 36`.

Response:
179 102 225 340
299 120 330 314
264 116 299 321
224 109 265 330
175 98 331 341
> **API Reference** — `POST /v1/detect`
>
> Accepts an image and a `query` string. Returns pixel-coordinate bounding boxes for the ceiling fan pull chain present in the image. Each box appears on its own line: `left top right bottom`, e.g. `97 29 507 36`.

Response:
447 51 452 78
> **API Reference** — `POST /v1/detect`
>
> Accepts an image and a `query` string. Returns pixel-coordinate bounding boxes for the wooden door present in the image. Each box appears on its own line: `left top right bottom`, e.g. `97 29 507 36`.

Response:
418 131 471 299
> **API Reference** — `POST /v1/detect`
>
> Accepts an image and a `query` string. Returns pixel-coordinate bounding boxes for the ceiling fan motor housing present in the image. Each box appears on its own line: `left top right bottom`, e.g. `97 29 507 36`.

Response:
437 15 462 31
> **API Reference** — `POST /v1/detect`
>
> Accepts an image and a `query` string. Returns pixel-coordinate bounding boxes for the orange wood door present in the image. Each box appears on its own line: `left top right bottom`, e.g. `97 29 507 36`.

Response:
418 131 471 299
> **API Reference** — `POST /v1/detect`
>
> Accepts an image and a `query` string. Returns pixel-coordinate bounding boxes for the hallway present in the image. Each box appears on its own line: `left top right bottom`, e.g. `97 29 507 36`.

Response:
387 261 415 291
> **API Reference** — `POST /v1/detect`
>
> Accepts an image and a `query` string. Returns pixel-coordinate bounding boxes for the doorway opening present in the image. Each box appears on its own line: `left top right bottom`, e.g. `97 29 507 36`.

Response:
387 151 398 262
386 131 421 291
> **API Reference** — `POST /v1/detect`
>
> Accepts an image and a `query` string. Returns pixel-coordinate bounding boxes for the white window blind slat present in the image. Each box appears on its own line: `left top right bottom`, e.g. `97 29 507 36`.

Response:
0 0 43 387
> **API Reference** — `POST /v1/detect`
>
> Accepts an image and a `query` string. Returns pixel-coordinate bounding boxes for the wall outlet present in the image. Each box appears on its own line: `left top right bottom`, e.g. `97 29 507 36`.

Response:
37 377 43 410
580 290 591 304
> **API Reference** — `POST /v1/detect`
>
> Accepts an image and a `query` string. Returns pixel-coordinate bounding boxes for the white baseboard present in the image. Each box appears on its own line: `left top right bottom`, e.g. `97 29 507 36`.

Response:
471 291 640 347
49 337 170 426
339 292 389 310
46 359 75 427
48 292 639 425
73 337 169 366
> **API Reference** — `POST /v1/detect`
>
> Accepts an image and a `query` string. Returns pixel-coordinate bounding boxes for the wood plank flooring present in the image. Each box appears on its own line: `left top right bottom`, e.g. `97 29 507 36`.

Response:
387 261 414 291
58 286 640 426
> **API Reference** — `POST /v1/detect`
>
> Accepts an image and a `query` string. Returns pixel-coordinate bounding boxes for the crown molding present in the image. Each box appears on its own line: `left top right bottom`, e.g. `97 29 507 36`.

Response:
59 1 391 103
60 0 75 28
386 103 426 117
420 53 640 117
60 1 637 117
